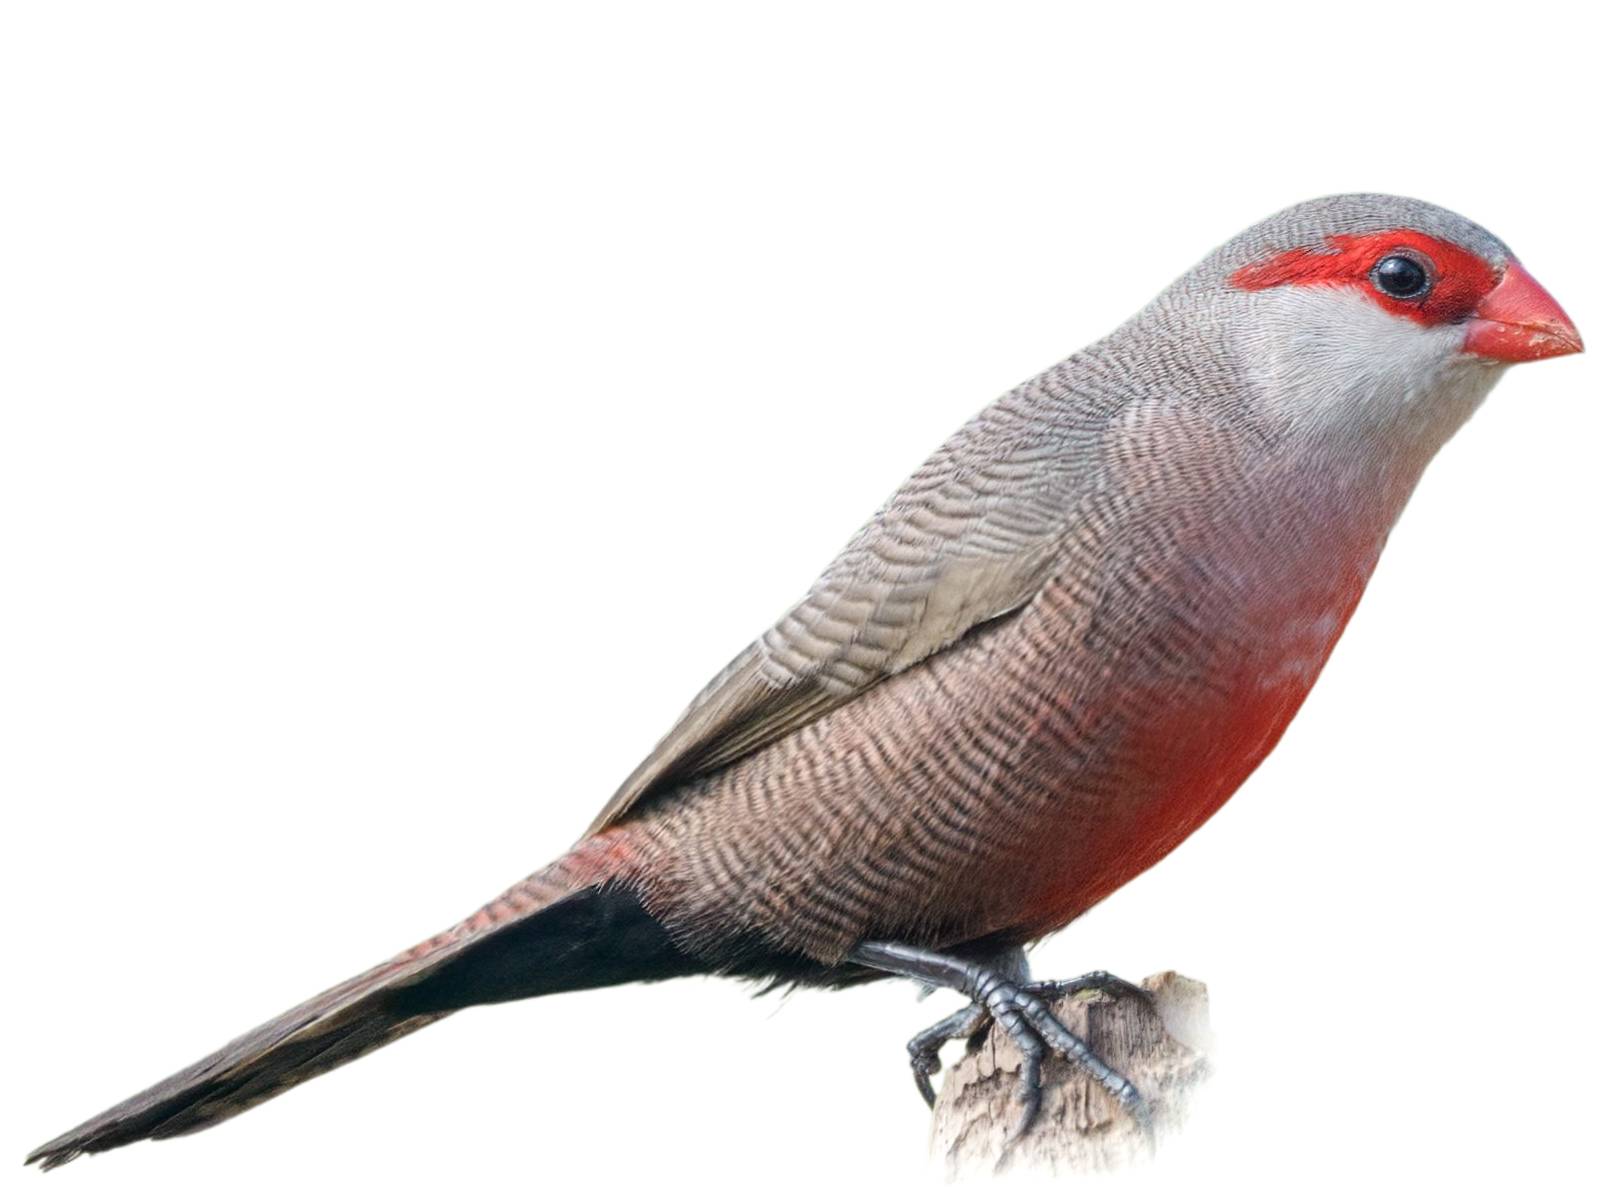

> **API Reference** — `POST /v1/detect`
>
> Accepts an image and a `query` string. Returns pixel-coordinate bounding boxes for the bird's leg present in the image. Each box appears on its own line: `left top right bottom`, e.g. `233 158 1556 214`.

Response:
850 940 1150 1142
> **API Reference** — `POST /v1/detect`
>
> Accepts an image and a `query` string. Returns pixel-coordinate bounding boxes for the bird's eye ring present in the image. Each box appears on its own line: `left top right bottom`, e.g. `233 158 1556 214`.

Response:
1371 254 1432 300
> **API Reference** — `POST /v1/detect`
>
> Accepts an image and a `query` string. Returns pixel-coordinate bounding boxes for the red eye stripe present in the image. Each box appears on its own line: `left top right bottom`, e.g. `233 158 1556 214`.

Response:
1230 229 1500 326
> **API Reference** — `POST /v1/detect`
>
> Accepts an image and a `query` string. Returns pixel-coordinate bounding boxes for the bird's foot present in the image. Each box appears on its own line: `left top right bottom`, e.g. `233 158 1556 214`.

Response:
1020 969 1154 1007
907 971 1154 1105
851 943 1151 1144
907 1001 989 1107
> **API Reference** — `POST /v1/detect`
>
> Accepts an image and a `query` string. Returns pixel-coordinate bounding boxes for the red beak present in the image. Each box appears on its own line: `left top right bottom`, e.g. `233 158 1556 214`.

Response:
1463 261 1583 362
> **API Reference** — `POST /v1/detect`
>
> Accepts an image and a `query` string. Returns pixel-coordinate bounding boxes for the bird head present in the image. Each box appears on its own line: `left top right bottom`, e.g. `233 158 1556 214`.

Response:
1227 194 1581 365
1173 195 1582 475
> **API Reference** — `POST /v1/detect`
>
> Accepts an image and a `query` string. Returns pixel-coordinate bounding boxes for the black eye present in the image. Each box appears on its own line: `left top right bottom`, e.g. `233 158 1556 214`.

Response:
1372 255 1431 300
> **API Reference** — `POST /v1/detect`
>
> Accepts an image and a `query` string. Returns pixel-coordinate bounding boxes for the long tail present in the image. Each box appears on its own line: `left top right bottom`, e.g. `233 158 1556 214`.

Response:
27 840 689 1171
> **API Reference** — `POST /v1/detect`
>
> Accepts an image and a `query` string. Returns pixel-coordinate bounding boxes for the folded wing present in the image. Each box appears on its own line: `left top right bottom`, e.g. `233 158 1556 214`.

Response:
587 389 1108 833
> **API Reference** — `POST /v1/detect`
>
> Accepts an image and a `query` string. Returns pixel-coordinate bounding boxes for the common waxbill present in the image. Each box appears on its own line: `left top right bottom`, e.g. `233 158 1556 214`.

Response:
27 193 1582 1169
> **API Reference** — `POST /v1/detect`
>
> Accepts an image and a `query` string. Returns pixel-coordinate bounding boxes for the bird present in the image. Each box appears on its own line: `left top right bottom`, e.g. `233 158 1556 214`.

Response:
27 194 1582 1170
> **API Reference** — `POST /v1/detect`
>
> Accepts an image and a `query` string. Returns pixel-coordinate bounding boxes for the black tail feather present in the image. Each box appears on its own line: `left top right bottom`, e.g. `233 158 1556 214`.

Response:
27 882 691 1170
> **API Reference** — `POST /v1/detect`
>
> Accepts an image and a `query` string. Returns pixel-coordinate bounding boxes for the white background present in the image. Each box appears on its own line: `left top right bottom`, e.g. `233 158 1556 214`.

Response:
3 3 1596 1198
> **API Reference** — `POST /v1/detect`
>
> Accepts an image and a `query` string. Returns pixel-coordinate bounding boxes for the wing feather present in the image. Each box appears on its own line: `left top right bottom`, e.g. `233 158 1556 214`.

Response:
586 377 1109 834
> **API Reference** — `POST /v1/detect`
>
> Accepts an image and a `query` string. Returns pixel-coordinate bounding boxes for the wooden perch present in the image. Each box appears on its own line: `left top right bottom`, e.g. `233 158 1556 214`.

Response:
929 971 1211 1176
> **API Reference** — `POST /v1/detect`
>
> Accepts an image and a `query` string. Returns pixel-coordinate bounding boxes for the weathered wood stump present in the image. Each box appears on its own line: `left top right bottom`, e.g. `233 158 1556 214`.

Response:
930 971 1211 1176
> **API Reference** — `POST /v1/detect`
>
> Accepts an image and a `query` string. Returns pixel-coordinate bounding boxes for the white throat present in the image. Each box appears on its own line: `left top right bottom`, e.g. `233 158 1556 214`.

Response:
1241 286 1505 519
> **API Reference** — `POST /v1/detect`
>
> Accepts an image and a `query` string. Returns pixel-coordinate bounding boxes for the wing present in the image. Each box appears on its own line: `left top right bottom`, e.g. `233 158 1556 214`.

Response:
585 382 1107 835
